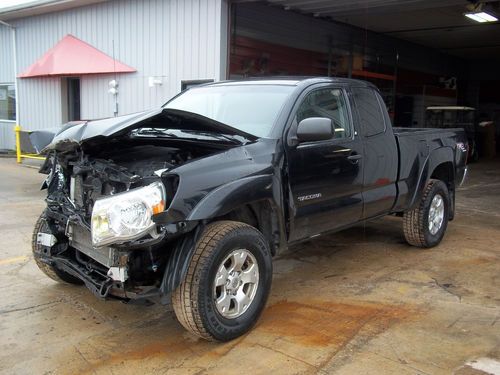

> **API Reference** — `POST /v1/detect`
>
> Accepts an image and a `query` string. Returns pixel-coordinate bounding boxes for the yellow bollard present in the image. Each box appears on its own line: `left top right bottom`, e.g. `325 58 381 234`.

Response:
14 124 21 163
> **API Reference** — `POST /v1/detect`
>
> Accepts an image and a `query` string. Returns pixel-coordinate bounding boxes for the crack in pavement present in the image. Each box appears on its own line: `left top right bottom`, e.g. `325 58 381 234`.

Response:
431 278 462 302
252 342 319 370
0 299 63 314
366 349 435 375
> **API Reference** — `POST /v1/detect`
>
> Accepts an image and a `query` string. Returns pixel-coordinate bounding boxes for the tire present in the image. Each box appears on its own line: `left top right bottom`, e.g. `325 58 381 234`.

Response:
32 212 83 285
172 221 273 342
403 179 450 248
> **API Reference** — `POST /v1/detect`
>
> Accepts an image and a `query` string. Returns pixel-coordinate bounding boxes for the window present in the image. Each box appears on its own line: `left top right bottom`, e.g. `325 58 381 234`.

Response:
352 87 386 137
296 88 351 139
0 84 16 121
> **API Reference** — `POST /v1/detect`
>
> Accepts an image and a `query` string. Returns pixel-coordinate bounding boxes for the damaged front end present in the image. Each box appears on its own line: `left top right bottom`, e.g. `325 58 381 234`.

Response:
37 149 171 299
33 109 253 300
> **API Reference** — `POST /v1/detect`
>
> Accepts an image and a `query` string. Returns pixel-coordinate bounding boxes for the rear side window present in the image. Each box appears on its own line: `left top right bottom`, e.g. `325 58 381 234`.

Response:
296 88 352 139
352 88 386 137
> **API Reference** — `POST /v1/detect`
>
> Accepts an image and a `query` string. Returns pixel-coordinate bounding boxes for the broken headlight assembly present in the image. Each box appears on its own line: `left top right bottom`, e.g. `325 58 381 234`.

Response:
91 181 166 246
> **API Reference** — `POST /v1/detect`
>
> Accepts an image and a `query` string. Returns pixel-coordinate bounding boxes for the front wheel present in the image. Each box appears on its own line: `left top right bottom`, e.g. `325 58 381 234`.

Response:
172 221 272 341
403 179 450 248
32 212 83 285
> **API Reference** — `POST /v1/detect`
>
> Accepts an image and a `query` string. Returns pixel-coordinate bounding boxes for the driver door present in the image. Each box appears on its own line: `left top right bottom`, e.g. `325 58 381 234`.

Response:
286 86 364 242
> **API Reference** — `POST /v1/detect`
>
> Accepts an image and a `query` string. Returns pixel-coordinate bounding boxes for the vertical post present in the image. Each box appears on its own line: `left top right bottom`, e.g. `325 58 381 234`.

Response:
327 36 333 77
348 46 353 79
422 85 427 128
392 51 399 125
14 124 21 163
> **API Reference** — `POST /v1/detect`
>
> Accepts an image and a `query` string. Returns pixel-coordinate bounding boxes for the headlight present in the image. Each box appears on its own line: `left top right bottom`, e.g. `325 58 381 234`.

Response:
91 182 166 246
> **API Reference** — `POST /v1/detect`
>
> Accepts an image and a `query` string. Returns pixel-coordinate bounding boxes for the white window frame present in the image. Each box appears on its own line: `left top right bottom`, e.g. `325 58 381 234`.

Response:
0 82 16 123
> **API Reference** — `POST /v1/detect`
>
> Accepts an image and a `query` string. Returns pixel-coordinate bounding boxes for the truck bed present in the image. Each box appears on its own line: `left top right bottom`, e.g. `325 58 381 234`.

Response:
393 127 464 136
392 126 467 212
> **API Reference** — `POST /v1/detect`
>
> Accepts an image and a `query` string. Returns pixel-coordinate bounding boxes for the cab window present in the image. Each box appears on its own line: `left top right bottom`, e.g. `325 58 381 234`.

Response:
352 87 386 137
296 88 352 139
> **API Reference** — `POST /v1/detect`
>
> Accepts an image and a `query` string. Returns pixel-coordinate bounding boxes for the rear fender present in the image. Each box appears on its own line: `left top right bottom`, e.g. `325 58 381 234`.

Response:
408 147 454 209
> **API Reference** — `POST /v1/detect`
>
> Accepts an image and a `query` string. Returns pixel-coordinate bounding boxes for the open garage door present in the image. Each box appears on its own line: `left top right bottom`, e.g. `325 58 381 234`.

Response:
229 1 500 156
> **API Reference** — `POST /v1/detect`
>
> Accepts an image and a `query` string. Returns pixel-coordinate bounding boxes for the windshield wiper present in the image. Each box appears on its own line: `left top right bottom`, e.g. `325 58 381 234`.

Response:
180 130 246 145
133 128 179 138
133 128 247 145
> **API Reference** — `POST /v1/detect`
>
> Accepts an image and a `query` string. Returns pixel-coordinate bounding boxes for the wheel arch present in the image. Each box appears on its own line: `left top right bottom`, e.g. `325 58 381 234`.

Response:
161 176 286 294
430 161 455 190
429 160 456 220
408 147 455 209
213 200 282 256
186 174 286 255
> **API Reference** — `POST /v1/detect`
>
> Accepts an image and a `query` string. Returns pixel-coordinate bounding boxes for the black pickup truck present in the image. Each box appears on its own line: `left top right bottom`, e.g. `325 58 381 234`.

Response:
32 77 468 341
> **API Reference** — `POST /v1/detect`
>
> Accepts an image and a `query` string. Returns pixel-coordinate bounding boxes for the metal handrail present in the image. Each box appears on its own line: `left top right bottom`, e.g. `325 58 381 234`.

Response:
14 125 45 163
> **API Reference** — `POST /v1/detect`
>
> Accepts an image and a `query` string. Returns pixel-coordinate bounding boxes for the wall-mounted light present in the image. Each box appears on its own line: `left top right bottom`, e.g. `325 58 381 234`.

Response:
108 79 119 95
148 76 163 87
465 11 498 23
108 79 119 116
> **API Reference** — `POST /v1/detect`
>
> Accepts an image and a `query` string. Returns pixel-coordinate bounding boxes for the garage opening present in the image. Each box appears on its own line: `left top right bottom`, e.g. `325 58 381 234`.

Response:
228 1 500 158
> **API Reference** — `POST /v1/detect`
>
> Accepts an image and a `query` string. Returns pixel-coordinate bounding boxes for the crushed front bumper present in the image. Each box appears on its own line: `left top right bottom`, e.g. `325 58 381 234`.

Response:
38 254 115 298
37 220 130 299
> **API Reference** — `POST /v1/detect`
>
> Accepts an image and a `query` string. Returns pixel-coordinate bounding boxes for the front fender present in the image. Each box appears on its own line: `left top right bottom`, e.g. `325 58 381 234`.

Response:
160 174 281 294
187 174 276 221
160 224 203 294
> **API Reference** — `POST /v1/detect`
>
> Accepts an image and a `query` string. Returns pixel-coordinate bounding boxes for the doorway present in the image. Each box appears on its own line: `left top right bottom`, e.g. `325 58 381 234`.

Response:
61 77 81 122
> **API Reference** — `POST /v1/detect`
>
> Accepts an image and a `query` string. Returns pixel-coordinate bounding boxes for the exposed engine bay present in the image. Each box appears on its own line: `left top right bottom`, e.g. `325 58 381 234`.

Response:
35 112 239 300
44 142 202 223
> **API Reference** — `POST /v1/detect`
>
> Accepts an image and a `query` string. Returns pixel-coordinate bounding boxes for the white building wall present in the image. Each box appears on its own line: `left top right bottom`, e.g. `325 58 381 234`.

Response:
0 27 14 82
0 0 229 149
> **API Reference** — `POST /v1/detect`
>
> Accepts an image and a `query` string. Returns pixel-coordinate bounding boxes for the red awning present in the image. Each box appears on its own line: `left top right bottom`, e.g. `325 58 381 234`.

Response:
19 34 136 78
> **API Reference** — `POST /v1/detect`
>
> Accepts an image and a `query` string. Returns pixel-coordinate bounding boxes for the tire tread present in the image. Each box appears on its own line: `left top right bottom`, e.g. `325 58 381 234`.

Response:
403 179 444 248
32 213 80 284
172 221 253 341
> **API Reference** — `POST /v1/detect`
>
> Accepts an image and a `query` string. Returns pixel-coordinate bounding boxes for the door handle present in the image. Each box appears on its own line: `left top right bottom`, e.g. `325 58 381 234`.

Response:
333 148 352 153
347 154 363 163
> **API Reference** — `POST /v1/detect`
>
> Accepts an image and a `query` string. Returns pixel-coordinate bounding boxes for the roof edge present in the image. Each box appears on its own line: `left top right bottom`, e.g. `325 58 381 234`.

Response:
0 0 107 21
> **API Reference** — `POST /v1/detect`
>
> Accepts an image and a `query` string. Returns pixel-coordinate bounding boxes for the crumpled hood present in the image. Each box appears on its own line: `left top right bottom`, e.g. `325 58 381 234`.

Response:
34 108 257 153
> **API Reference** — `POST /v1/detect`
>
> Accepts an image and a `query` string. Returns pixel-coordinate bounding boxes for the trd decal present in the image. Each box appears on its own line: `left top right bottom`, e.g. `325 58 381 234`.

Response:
297 193 322 202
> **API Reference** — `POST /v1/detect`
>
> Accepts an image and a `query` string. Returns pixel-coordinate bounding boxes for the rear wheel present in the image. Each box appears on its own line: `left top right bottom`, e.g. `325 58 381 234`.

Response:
403 179 450 248
32 212 83 285
172 221 272 341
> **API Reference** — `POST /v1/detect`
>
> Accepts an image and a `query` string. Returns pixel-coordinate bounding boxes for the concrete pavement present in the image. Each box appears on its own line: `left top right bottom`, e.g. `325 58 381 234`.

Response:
0 158 499 375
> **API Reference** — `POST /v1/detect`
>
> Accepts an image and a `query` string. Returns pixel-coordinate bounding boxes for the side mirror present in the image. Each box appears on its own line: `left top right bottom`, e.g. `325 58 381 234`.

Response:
296 117 333 143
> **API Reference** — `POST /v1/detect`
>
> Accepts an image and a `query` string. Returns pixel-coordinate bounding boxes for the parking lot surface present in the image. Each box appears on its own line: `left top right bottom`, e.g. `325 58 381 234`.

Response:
0 158 499 375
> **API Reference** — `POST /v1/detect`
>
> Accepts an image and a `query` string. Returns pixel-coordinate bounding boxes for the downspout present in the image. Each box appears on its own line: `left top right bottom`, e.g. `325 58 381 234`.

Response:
0 20 19 128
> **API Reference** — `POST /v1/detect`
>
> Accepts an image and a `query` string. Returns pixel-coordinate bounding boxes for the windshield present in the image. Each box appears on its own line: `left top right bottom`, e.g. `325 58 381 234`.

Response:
163 85 295 137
